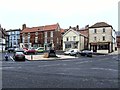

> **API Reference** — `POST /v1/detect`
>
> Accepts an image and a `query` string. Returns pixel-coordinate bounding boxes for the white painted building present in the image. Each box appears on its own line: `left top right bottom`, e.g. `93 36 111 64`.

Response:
89 22 116 53
63 29 87 51
6 29 21 48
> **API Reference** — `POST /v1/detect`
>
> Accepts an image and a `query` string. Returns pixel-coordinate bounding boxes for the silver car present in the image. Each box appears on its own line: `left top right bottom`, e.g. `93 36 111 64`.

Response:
64 49 80 56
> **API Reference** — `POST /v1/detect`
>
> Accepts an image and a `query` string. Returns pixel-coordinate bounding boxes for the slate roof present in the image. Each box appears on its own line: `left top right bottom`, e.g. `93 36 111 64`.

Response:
89 22 112 28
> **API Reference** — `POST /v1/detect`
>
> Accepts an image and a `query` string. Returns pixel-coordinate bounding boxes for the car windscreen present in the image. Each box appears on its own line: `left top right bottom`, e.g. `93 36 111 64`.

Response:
16 52 24 54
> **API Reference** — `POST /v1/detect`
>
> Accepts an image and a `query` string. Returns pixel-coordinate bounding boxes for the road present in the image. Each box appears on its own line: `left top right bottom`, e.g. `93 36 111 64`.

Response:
1 52 119 88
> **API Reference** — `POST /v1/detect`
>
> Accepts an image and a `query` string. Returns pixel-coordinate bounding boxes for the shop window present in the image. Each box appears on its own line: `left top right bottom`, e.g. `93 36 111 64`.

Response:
65 44 71 49
98 45 108 50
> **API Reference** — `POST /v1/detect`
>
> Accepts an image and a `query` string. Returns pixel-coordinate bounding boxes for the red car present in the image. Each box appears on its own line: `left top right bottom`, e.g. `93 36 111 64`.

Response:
25 48 37 54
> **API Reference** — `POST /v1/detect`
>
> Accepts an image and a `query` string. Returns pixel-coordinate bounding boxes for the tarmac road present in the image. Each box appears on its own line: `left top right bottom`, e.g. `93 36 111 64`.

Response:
1 53 119 88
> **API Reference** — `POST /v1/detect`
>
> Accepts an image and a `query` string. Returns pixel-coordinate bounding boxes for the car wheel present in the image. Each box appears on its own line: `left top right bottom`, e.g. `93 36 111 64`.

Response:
76 53 80 57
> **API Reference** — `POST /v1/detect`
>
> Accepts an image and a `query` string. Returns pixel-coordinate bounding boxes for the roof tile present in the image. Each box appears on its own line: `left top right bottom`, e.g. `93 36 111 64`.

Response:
21 23 58 33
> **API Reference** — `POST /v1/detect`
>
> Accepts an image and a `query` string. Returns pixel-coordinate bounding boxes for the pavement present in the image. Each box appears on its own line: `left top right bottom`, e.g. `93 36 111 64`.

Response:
108 50 119 55
25 54 77 61
25 50 119 61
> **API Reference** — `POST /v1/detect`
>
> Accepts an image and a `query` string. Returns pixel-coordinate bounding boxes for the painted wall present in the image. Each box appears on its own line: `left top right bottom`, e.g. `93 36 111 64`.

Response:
89 27 113 43
63 29 85 51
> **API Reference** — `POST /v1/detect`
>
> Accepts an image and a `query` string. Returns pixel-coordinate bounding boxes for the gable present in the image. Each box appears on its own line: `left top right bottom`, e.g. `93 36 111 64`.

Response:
63 29 79 37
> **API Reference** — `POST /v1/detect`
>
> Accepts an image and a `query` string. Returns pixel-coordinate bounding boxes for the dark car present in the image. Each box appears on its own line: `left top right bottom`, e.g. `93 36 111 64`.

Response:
8 48 15 53
13 51 25 61
48 49 56 57
80 50 93 57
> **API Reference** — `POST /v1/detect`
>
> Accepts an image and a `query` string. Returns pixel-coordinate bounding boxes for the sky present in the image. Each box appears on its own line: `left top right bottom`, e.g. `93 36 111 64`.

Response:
0 0 119 31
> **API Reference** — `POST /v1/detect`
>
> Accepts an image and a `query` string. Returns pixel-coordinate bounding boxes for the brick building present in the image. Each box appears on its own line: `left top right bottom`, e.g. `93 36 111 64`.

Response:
116 31 120 48
20 23 63 50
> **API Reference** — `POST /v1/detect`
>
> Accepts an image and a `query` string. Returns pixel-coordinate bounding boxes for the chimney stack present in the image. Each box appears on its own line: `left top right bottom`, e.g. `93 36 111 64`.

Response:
76 25 79 30
22 24 26 30
85 25 89 29
69 26 71 29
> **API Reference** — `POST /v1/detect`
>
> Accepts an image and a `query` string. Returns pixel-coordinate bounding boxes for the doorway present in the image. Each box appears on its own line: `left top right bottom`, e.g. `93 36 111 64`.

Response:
93 45 97 52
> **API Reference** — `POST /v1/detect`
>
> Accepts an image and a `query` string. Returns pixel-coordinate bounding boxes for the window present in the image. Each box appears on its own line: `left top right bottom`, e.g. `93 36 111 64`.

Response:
35 37 38 43
94 37 96 41
65 44 71 48
35 32 38 36
57 38 59 43
28 33 30 37
22 37 25 43
0 38 2 43
66 37 69 41
94 29 97 33
103 36 105 41
12 32 15 34
45 38 47 43
17 31 20 34
73 36 76 41
44 32 47 37
50 39 53 43
103 28 105 33
14 36 16 40
98 45 108 50
51 31 53 37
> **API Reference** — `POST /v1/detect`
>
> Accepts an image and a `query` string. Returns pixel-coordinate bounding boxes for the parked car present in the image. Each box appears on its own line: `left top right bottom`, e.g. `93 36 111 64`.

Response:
80 50 93 57
48 49 56 57
25 47 37 54
64 49 80 56
23 47 28 54
36 47 44 53
13 51 25 61
8 47 15 53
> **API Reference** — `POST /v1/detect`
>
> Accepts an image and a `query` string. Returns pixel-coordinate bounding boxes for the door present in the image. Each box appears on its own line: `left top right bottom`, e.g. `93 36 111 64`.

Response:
93 45 97 52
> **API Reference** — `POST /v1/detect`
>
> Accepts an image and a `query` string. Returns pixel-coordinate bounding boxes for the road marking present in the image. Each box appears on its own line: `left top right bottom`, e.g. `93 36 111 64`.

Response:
91 68 118 72
38 64 62 67
76 61 92 64
2 67 15 70
10 56 15 61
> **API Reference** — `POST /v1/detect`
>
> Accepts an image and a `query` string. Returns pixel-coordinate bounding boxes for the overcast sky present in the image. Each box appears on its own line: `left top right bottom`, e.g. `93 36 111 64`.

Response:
0 0 119 31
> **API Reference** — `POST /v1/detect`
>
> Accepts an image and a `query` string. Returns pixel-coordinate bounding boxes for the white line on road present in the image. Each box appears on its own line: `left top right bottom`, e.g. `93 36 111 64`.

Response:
10 56 15 61
38 64 62 67
76 61 92 64
91 68 118 72
2 67 15 70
